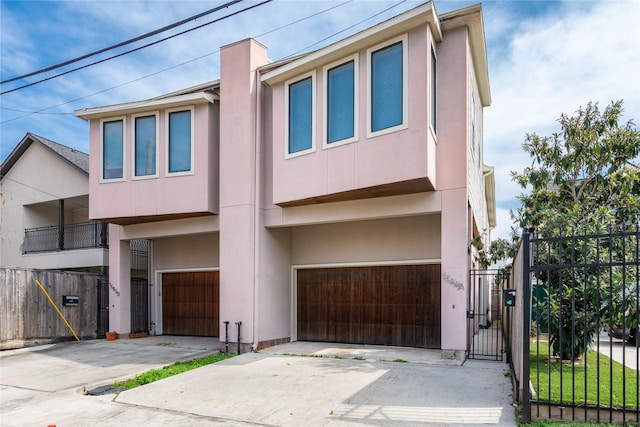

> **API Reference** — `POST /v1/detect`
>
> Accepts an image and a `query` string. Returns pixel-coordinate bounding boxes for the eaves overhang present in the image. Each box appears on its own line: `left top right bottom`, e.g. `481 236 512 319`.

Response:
1 132 88 180
75 91 218 121
260 1 442 86
483 164 496 229
440 3 491 106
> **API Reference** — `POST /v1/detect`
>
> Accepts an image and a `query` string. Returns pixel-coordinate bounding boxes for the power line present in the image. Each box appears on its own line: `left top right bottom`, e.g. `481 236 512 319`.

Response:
252 0 352 39
1 0 399 122
0 0 243 85
282 0 406 60
0 1 271 95
0 0 353 121
0 51 219 124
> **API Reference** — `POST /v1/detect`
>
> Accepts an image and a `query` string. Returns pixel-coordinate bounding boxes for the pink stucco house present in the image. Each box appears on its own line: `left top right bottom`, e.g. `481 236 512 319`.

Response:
76 1 495 360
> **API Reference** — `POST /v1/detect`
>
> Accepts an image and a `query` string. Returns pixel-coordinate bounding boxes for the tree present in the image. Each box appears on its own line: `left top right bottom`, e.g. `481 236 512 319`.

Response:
511 100 640 230
510 100 640 359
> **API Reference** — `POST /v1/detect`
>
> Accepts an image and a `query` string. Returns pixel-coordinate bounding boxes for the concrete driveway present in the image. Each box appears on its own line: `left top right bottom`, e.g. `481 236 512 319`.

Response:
596 333 639 370
0 337 516 426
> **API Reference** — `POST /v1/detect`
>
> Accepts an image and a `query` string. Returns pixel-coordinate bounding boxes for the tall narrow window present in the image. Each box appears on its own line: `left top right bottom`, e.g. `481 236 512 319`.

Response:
371 40 403 132
102 119 124 180
326 60 355 144
287 75 314 155
134 114 157 177
168 109 192 173
431 47 437 134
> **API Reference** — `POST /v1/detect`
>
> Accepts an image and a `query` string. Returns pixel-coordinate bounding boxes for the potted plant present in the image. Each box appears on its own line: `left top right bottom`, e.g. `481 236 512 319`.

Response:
105 331 117 341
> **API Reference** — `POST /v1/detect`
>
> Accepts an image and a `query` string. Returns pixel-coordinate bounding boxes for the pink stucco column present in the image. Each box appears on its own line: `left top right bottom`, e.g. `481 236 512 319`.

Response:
435 25 471 359
440 189 469 356
219 39 269 352
107 224 131 335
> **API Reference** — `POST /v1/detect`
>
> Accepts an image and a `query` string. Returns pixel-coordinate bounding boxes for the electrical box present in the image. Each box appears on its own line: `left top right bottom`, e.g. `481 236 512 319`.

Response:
503 289 516 307
63 295 79 306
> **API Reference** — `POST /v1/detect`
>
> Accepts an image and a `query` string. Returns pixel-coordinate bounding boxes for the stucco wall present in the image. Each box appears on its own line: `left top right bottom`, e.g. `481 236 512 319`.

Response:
291 214 441 266
436 25 472 353
88 102 218 221
0 142 89 269
153 233 219 271
467 44 488 240
270 26 438 206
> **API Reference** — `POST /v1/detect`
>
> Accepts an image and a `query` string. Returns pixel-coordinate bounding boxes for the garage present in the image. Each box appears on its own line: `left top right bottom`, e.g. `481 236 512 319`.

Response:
162 271 219 336
296 264 441 348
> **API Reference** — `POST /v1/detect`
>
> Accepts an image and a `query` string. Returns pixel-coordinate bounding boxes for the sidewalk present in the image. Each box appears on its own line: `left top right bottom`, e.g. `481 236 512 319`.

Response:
0 337 517 426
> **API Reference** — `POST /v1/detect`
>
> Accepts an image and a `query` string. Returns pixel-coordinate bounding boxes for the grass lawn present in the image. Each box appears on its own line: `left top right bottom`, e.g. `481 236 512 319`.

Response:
519 420 619 427
530 341 638 409
114 353 235 389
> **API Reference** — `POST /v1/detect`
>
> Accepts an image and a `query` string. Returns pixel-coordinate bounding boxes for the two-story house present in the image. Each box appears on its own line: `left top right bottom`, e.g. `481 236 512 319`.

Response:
75 1 495 360
0 133 108 273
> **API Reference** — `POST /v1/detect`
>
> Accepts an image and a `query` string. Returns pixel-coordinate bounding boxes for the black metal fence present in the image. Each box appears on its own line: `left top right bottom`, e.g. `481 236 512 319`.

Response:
21 221 108 253
514 224 639 424
96 276 109 338
468 269 508 361
130 239 150 334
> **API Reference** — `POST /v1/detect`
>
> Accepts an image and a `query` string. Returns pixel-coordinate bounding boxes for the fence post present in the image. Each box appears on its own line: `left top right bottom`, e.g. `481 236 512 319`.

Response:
58 199 65 250
521 230 532 423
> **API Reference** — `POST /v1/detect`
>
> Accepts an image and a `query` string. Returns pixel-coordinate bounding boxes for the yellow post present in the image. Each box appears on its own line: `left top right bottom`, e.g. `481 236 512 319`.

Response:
35 279 81 342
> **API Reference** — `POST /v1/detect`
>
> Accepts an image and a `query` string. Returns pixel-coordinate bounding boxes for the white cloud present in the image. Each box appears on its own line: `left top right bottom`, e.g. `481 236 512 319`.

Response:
483 0 640 239
2 0 638 244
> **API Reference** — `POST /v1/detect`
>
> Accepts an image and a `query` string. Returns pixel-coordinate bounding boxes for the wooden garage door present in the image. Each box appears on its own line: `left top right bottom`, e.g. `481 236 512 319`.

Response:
162 271 219 336
297 265 441 348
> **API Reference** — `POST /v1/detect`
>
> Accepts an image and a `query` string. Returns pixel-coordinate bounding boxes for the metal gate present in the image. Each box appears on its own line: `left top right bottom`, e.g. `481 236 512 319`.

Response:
96 276 109 338
467 269 509 360
130 239 150 334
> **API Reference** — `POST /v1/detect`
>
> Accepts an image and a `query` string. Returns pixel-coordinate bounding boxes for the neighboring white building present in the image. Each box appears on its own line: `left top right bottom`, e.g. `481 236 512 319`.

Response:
0 132 108 272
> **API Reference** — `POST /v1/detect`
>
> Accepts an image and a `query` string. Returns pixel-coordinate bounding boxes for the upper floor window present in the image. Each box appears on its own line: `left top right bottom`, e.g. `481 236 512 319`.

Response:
286 71 315 157
101 118 125 181
324 55 358 147
367 35 408 136
133 113 158 178
431 46 437 134
166 108 194 175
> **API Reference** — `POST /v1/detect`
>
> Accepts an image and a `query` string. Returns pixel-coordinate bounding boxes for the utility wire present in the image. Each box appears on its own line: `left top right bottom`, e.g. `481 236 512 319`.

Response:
1 0 400 122
282 0 406 59
0 0 271 95
0 51 219 124
252 0 352 39
0 0 243 85
0 0 353 121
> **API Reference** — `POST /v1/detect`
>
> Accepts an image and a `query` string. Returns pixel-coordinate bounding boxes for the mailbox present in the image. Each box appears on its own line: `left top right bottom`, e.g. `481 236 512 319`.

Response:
63 295 79 306
503 289 516 307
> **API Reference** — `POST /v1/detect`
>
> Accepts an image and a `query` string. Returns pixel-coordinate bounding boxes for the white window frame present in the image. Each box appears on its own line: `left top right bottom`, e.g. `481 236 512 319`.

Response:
131 111 160 180
165 106 195 177
322 54 359 149
366 34 409 139
285 70 316 159
99 116 126 183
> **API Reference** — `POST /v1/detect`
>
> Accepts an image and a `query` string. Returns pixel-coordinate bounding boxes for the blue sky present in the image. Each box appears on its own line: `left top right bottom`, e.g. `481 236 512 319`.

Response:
1 0 639 241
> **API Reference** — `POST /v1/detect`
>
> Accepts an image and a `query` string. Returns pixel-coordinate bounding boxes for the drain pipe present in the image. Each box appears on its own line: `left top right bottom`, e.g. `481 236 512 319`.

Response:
252 68 262 352
224 321 230 355
235 321 242 354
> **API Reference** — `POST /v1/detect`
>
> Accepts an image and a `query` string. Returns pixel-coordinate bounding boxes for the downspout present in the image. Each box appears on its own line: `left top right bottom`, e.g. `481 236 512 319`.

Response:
252 66 261 351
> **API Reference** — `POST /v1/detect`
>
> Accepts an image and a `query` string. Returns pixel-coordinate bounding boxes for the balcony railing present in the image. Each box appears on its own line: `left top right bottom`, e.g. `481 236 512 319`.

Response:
21 221 109 254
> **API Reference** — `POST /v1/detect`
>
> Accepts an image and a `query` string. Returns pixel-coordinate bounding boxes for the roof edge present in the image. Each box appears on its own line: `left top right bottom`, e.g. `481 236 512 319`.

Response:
483 164 496 229
75 84 219 121
440 3 491 106
1 132 88 179
261 1 441 85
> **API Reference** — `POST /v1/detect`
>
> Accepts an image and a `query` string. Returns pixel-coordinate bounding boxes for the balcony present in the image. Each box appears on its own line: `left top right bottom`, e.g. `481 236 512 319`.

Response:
21 221 108 254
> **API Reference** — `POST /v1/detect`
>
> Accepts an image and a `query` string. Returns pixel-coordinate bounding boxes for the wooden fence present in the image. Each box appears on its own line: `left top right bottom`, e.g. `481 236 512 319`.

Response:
0 268 100 344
